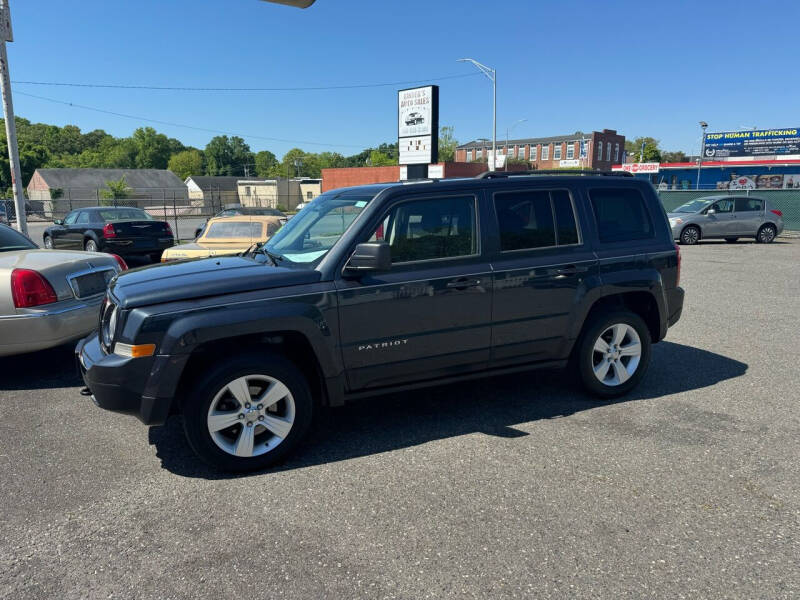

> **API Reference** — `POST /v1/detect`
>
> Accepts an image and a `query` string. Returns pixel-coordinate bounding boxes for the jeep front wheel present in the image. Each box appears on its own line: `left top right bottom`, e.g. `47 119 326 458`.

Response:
182 353 313 472
576 311 651 399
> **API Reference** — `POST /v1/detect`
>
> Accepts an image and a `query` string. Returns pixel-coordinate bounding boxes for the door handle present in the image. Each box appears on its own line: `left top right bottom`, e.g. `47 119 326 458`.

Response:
555 265 578 276
446 278 481 290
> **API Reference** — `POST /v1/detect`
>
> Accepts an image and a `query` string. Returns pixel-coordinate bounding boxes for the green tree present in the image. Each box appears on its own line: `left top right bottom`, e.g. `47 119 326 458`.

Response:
661 150 688 163
99 176 132 205
438 125 458 163
625 137 661 162
131 127 172 169
205 135 254 176
280 148 321 178
367 150 396 166
317 151 347 171
254 150 278 177
168 149 204 179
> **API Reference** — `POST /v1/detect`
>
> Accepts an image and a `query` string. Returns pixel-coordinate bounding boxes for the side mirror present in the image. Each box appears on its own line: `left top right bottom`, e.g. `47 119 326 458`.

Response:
345 242 391 274
54 219 64 225
706 209 716 215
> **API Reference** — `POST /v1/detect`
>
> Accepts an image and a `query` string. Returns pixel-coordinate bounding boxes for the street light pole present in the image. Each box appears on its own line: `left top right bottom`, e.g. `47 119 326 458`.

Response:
505 118 527 171
458 58 496 171
0 0 25 234
696 121 708 190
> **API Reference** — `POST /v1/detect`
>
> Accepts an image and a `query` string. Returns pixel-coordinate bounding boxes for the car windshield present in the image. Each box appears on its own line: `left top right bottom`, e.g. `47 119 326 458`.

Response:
0 225 37 252
674 198 714 213
264 190 375 266
99 208 153 221
204 221 264 240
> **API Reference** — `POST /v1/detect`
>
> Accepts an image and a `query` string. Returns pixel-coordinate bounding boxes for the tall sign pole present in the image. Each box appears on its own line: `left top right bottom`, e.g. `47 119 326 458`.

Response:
0 0 25 234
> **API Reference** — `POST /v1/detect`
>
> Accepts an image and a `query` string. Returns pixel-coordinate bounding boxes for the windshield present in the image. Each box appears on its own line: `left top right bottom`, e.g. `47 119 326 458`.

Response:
0 225 37 252
100 208 153 221
674 198 714 213
264 190 375 266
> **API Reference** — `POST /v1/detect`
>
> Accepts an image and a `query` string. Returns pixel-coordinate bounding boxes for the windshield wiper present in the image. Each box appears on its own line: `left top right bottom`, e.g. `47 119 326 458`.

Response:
242 243 284 266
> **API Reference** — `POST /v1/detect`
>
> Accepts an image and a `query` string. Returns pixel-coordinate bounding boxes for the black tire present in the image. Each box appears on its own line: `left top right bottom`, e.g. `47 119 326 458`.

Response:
181 352 313 472
43 235 53 249
574 310 652 400
149 251 163 263
679 225 700 245
724 237 738 243
756 224 777 244
84 238 99 252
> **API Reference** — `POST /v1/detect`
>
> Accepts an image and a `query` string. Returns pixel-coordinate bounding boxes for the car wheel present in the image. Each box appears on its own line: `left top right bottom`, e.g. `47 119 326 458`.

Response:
756 224 777 244
43 235 53 249
575 311 652 400
149 252 163 263
181 353 313 472
679 226 700 245
84 239 99 252
724 237 738 243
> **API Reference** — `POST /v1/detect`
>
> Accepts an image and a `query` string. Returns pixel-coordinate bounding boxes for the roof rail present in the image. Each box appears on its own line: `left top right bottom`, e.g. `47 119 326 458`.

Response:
476 169 634 179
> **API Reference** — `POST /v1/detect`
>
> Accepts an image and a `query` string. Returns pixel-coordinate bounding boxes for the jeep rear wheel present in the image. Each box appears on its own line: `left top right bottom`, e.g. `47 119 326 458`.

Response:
182 353 313 472
575 311 651 399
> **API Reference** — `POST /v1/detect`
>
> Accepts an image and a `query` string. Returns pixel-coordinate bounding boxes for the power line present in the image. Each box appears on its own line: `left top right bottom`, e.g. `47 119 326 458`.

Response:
11 72 479 92
14 90 370 148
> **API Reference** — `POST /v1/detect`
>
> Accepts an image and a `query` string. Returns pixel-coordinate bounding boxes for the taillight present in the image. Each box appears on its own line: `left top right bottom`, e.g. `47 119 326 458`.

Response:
103 223 116 238
375 223 385 241
165 222 173 237
11 269 58 308
674 243 681 287
771 209 783 217
111 254 128 271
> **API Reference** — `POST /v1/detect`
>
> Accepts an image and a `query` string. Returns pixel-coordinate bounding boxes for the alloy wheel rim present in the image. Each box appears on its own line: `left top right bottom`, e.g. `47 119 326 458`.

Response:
760 227 775 242
683 228 698 244
45 237 52 248
206 374 295 458
591 323 641 387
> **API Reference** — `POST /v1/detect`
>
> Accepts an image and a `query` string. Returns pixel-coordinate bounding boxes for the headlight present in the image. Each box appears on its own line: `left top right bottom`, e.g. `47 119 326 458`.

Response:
100 298 118 348
669 217 683 227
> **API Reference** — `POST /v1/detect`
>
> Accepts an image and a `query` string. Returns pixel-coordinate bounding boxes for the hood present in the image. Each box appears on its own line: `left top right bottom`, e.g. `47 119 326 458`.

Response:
666 212 690 219
109 256 321 309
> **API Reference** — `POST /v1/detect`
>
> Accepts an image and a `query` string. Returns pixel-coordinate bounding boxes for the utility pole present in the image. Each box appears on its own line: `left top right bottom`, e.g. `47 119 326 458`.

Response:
0 0 25 234
458 58 496 171
696 121 708 191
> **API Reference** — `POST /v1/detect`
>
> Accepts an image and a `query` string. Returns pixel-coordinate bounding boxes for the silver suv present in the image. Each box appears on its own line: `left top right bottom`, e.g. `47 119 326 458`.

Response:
669 195 784 244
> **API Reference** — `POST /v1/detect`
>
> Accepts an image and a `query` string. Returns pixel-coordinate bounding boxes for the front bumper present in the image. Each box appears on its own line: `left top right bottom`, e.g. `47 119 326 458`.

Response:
77 334 188 425
0 298 103 357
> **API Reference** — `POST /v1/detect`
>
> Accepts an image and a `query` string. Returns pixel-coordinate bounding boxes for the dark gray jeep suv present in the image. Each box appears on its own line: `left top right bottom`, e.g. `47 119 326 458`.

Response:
78 171 684 471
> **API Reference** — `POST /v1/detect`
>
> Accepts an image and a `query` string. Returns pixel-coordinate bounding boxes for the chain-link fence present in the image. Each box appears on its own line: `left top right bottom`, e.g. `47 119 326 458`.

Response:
658 189 800 232
1 188 308 242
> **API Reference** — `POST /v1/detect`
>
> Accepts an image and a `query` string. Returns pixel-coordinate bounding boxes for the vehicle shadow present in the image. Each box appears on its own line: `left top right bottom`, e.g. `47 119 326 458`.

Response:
148 341 748 479
0 342 81 390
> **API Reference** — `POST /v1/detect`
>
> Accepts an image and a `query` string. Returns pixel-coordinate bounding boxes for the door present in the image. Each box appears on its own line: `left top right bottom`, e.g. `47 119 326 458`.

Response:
336 194 492 391
701 198 735 237
68 211 91 248
52 210 78 248
733 197 764 236
490 187 597 366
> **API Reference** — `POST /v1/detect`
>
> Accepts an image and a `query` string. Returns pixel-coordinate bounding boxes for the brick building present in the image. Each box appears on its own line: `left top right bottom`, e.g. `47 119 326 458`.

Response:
455 129 625 171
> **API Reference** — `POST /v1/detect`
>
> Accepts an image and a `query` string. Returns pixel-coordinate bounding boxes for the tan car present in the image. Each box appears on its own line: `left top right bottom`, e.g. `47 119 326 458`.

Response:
161 215 284 262
0 224 125 357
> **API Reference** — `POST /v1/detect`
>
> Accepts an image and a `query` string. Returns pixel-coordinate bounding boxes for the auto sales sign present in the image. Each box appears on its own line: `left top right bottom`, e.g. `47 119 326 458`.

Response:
398 85 439 165
704 128 800 158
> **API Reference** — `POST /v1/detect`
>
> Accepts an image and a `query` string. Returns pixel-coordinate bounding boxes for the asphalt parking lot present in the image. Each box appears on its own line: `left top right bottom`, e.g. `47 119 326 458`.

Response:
1 238 799 599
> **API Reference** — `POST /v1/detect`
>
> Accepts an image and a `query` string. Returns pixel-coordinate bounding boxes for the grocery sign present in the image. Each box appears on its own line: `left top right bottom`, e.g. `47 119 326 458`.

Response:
704 128 800 158
612 162 660 174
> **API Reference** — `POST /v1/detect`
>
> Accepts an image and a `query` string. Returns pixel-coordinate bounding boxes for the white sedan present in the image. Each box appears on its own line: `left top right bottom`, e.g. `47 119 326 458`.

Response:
0 224 126 357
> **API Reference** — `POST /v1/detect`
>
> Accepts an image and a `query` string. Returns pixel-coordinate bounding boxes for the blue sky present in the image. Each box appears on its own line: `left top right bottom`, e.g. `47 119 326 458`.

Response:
8 0 800 158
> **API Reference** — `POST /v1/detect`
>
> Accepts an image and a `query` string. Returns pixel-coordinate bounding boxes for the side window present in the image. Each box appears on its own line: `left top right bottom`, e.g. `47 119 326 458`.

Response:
64 211 78 225
710 199 733 213
76 212 90 224
494 189 580 251
589 188 654 243
377 196 477 264
734 197 762 212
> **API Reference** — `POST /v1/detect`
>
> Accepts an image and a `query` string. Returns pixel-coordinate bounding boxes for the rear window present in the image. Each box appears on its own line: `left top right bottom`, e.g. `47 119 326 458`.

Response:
204 221 264 239
735 198 763 212
0 225 37 252
589 188 654 243
494 189 580 251
99 208 152 222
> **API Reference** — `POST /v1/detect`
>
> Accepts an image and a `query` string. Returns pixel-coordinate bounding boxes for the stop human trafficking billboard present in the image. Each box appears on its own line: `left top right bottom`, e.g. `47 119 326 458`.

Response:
703 128 800 158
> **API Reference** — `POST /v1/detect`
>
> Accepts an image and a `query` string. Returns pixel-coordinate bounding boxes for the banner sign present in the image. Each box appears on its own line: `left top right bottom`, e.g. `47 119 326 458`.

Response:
612 162 660 174
704 128 800 158
398 85 439 165
487 151 506 169
559 159 580 168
